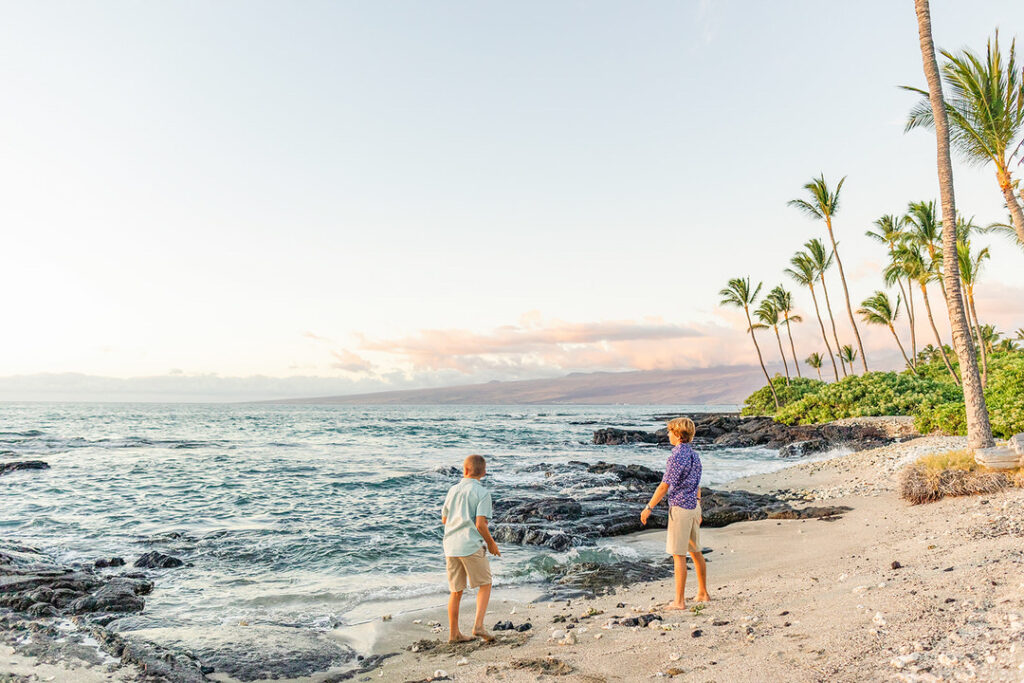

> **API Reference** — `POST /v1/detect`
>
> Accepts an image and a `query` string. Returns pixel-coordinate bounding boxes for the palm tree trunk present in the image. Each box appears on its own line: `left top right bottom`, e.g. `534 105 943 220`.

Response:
888 323 917 373
915 0 994 450
808 284 839 381
825 217 869 372
920 283 960 385
773 325 791 384
967 289 988 387
745 307 779 409
906 277 918 367
997 167 1024 244
815 366 822 381
783 317 802 378
818 274 848 377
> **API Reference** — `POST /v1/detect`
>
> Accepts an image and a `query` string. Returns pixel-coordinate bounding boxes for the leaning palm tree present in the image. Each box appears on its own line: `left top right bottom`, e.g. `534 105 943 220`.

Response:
838 344 858 376
867 214 916 366
911 0 994 451
803 238 847 377
905 30 1024 246
1016 328 1024 341
805 352 824 380
768 285 803 378
754 299 791 385
789 175 868 372
892 242 960 385
858 291 916 374
720 277 779 409
957 239 990 385
785 252 840 381
981 217 1024 251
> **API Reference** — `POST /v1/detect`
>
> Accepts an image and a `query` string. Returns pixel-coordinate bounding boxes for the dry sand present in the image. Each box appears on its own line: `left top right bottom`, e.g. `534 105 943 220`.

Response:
373 437 1024 682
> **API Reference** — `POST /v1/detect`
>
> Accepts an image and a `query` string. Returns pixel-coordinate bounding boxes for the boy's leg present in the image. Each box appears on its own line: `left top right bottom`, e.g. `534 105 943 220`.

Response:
472 584 494 641
666 554 687 609
448 590 473 642
689 541 710 602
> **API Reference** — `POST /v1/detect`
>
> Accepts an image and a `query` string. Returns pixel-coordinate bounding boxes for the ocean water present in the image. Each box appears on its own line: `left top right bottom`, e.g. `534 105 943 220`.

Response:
0 403 793 635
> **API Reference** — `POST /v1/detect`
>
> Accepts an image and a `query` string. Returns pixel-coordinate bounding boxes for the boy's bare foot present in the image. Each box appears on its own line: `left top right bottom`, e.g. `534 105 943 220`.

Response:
449 634 475 643
695 593 711 603
664 601 687 611
473 629 495 642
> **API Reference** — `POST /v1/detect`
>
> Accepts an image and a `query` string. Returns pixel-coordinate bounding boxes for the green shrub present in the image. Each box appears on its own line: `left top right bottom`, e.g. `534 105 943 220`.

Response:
742 351 1024 437
772 371 961 425
741 376 825 416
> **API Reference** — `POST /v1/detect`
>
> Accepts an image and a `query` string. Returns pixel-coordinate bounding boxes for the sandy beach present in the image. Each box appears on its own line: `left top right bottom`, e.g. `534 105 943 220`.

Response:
366 436 1024 683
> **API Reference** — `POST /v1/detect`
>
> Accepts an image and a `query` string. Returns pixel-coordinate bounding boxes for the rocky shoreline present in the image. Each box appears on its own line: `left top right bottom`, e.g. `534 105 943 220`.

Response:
593 413 918 458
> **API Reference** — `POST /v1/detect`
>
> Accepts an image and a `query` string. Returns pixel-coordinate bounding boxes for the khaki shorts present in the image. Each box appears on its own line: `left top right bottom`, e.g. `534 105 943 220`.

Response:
446 548 491 592
666 504 701 556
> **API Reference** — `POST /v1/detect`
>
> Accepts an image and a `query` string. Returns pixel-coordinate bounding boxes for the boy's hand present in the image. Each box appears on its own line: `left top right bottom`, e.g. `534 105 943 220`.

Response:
640 507 651 526
487 541 501 557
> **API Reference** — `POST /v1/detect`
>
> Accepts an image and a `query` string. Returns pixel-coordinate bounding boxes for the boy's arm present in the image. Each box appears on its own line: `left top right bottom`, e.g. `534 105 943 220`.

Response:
475 516 501 556
640 482 669 525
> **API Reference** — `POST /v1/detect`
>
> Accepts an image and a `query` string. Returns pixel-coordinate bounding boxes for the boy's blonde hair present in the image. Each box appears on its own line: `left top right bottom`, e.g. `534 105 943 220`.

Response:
464 454 487 477
666 417 696 443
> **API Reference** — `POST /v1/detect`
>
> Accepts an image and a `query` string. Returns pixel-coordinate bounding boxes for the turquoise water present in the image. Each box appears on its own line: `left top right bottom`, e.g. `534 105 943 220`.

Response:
0 403 786 632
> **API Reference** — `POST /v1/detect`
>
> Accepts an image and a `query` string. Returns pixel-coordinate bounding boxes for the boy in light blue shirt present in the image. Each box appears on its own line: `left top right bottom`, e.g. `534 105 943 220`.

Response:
442 454 500 643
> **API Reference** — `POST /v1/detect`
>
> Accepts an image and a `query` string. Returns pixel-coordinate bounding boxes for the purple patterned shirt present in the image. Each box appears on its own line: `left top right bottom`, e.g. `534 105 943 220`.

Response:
662 443 702 510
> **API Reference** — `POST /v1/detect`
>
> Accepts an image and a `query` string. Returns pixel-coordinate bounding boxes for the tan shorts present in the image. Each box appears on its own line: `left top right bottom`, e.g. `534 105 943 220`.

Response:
446 548 491 592
666 504 701 556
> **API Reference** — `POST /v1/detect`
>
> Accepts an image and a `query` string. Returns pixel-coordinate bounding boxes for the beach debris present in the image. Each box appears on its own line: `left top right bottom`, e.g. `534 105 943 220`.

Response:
890 653 921 669
872 612 887 627
837 573 849 582
560 630 577 645
852 585 869 594
669 653 681 661
891 560 902 570
593 633 602 640
516 622 532 632
456 657 469 666
691 629 703 638
621 614 662 628
381 614 392 622
549 629 565 641
662 667 684 677
711 619 729 626
431 670 449 681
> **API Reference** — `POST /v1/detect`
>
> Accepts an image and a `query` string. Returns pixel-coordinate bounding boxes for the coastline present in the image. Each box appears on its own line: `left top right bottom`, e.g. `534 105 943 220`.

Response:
366 436 1024 682
5 434 1024 682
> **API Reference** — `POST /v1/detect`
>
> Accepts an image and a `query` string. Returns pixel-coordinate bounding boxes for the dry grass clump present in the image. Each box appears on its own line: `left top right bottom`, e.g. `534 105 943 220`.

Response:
900 449 1021 505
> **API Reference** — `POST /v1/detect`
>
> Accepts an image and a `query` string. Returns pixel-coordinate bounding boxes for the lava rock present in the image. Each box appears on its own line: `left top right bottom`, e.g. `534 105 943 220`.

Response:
134 551 184 569
94 557 126 569
0 461 50 477
68 579 146 614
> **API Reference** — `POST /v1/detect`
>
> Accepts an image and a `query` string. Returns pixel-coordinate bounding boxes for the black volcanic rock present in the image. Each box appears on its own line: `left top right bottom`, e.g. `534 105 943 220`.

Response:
134 551 184 569
490 461 849 551
0 461 50 476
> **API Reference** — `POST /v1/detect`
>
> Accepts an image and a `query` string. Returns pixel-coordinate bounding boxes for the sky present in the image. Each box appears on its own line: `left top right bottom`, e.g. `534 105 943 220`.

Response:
2 1 1023 400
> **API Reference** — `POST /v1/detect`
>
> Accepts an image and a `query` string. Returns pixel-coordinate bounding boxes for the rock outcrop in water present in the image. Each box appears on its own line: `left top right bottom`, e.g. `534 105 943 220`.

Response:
0 460 50 476
490 461 850 551
593 413 916 456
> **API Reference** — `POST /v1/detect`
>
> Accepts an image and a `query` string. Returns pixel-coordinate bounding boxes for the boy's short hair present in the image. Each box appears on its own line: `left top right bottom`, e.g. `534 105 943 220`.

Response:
666 417 696 443
464 454 486 476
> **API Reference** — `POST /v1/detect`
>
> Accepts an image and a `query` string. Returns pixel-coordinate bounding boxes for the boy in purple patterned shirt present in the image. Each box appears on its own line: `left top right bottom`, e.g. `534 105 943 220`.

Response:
640 417 710 609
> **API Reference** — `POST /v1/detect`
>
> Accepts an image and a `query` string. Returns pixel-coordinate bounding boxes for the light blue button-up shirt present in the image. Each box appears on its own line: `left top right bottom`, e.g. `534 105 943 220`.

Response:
442 478 493 557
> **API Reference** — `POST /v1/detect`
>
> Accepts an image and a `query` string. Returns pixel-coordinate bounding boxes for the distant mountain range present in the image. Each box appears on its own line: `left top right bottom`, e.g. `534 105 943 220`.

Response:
269 364 779 405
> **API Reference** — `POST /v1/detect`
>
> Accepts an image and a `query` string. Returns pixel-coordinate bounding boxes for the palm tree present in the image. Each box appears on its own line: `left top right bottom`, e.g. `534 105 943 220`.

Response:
1016 328 1024 341
892 242 960 385
905 30 1024 246
753 298 791 385
981 217 1024 251
858 291 916 373
957 239 990 385
911 0 994 451
768 285 803 378
789 175 868 372
905 200 947 300
785 252 840 381
838 344 858 376
996 338 1020 352
803 238 847 377
720 277 779 409
806 352 824 380
867 214 916 366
